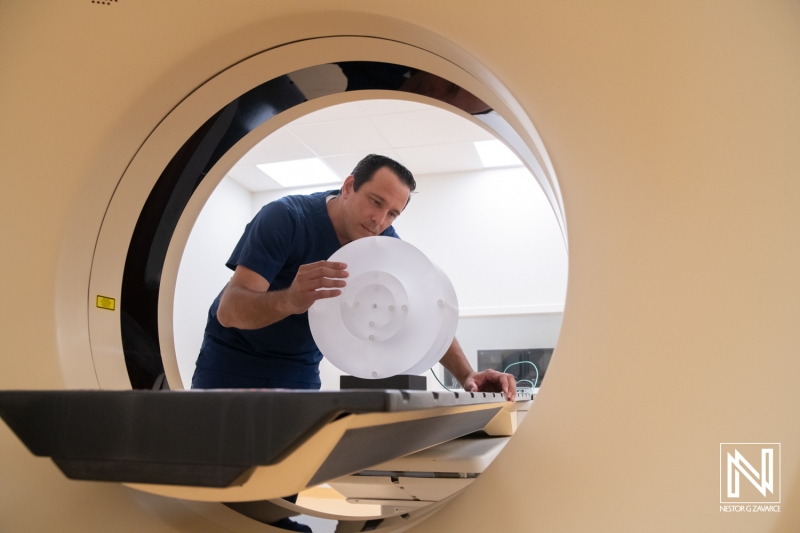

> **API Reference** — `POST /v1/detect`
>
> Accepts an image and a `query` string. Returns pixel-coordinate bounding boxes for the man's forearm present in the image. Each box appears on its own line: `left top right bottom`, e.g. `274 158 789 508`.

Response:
217 285 293 330
439 338 475 386
440 338 517 400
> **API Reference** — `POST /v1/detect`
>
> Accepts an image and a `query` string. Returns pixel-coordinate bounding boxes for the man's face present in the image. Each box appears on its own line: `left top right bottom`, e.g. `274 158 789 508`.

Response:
340 167 410 242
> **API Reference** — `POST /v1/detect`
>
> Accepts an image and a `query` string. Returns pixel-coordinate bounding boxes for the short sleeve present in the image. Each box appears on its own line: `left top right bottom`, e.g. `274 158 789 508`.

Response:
226 201 297 283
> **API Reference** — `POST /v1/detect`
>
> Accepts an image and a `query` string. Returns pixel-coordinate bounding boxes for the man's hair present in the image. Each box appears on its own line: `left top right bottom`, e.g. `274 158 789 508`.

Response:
351 154 416 195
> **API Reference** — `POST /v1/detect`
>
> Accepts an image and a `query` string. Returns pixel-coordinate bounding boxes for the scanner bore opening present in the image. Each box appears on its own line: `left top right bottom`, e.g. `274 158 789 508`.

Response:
172 97 566 394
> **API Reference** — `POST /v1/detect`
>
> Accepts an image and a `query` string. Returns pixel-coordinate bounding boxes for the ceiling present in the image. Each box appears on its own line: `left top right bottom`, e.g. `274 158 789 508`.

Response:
227 99 504 192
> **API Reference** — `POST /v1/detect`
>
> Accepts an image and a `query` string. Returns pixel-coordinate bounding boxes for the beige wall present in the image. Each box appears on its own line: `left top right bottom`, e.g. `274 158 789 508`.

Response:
0 1 798 532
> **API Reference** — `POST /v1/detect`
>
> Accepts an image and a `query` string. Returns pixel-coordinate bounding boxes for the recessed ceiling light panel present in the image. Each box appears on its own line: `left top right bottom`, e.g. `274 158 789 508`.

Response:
474 140 523 168
256 158 341 188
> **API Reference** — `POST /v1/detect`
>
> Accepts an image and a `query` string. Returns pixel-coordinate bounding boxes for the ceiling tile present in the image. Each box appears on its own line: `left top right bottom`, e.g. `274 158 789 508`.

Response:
237 128 315 165
321 154 365 179
290 101 366 125
227 164 284 192
358 99 430 116
289 117 391 156
229 99 500 182
370 108 494 148
322 149 405 179
395 142 484 175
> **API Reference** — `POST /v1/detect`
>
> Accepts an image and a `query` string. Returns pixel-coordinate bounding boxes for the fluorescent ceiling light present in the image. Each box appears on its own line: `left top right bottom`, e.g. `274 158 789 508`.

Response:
256 158 341 188
474 140 523 168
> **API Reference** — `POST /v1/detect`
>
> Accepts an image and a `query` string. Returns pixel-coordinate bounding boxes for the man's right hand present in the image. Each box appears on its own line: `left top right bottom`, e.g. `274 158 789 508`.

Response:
218 262 348 330
283 261 348 315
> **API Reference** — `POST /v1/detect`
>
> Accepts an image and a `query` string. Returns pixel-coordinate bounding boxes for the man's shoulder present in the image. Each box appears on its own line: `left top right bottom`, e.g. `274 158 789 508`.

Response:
260 189 337 217
381 225 400 239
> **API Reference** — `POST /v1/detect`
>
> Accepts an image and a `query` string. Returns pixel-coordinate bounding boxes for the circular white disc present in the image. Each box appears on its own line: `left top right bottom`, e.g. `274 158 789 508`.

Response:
309 236 459 379
405 264 459 375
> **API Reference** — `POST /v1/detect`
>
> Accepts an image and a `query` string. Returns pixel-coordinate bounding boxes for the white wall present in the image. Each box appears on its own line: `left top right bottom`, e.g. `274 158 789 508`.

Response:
433 313 563 389
173 177 252 387
392 167 568 313
175 166 568 389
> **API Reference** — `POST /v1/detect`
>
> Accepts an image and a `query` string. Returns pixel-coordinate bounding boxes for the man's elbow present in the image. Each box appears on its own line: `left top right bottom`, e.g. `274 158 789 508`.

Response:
216 297 236 328
216 307 231 328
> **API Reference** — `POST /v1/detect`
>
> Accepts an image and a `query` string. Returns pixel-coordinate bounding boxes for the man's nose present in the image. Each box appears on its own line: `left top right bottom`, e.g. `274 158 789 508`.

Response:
372 210 387 227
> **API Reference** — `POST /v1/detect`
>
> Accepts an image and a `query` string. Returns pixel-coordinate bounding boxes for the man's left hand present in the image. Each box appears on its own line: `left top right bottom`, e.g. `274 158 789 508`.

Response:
463 370 517 401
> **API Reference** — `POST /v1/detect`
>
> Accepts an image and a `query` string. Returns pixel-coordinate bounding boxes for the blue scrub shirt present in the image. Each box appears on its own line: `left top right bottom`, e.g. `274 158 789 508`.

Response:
191 190 399 389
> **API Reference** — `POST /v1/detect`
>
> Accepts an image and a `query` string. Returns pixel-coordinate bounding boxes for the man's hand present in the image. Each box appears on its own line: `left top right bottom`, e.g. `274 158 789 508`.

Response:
283 261 348 315
463 369 517 401
217 262 348 330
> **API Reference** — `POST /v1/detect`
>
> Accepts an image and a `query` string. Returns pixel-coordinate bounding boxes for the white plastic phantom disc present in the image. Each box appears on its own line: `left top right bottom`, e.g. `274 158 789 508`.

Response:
309 236 459 379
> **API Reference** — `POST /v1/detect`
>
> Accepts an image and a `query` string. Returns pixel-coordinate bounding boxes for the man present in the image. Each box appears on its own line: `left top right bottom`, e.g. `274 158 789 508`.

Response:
192 154 516 400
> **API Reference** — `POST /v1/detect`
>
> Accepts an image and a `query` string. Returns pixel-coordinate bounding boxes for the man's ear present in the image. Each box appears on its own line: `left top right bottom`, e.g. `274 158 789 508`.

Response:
341 175 355 198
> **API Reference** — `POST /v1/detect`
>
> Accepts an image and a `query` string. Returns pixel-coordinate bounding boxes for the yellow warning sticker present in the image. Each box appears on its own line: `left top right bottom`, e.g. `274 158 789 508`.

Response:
96 295 116 311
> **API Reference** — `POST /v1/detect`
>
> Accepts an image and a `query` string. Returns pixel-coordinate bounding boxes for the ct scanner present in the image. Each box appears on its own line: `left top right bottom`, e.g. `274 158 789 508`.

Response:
0 2 798 532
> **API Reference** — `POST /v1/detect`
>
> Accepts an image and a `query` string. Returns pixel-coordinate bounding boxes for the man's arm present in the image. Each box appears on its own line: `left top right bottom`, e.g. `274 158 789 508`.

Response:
439 338 517 401
216 262 348 330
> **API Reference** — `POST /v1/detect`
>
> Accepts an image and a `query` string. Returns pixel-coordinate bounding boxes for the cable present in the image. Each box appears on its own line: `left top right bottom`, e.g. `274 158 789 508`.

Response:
503 360 540 389
430 367 452 391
